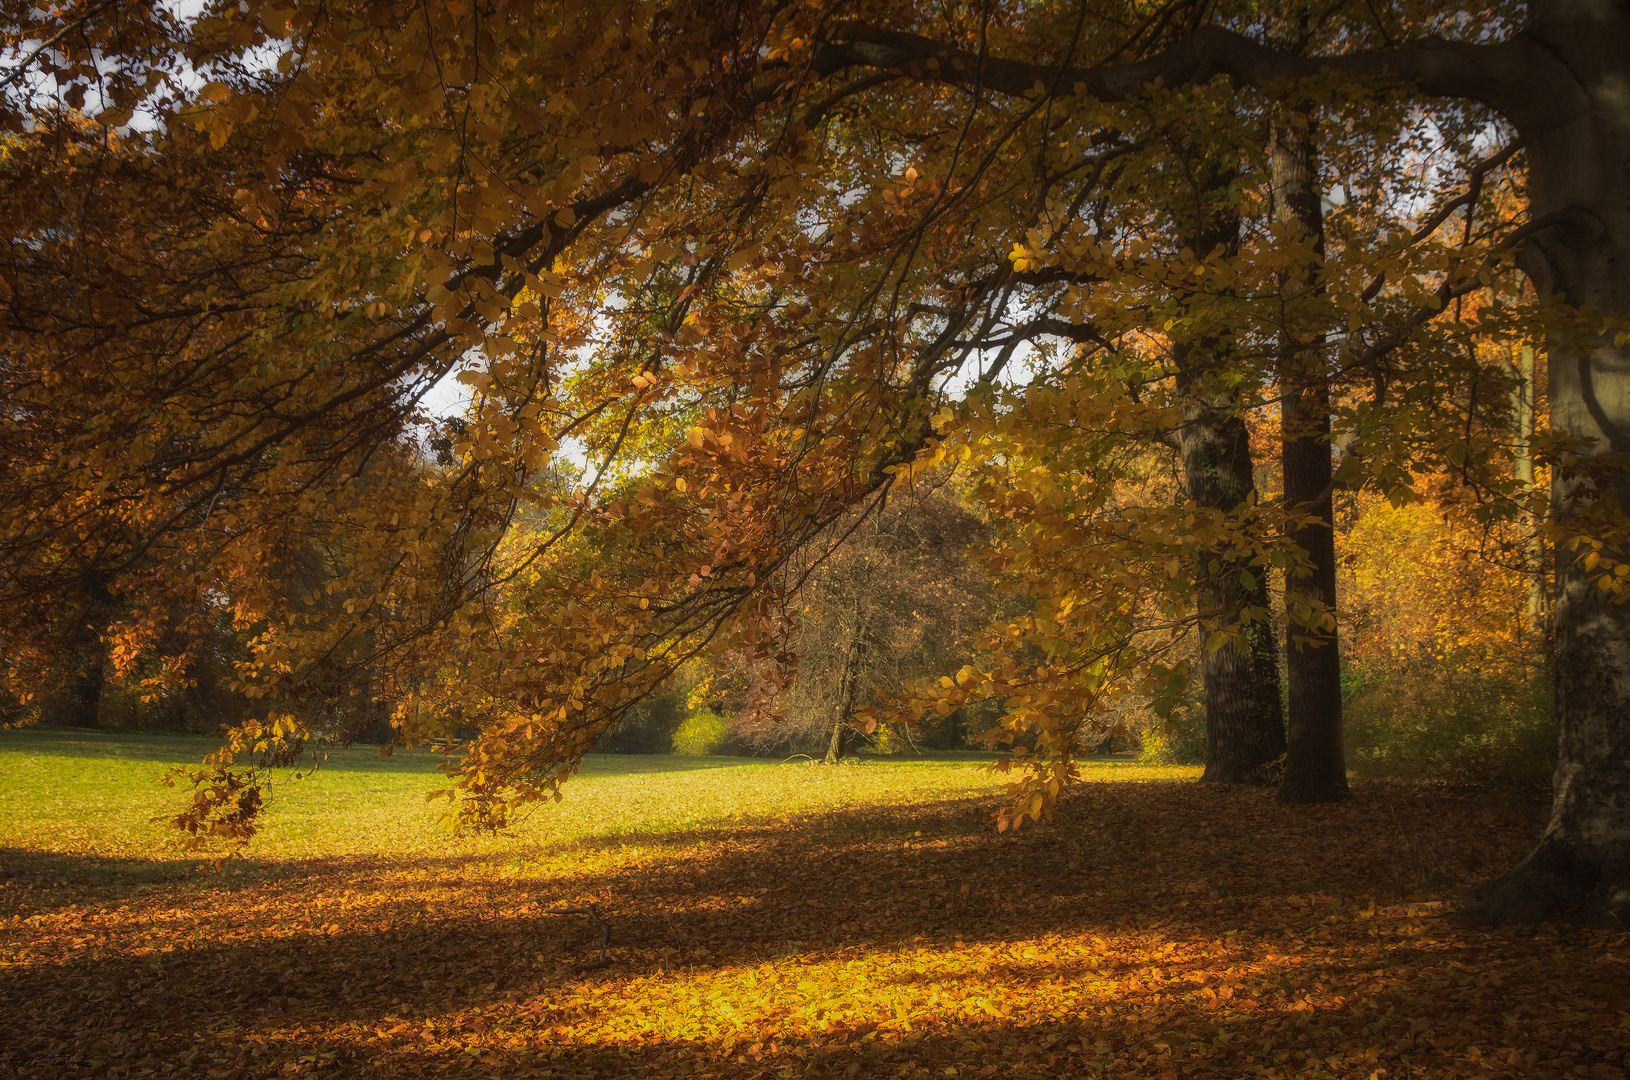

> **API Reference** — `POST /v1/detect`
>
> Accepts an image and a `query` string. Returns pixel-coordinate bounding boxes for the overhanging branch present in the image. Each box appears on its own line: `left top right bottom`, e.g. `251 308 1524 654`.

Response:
815 22 1551 128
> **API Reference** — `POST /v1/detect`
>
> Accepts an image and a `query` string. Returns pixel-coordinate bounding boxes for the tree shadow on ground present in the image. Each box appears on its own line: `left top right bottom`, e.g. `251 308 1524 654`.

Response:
1 780 1622 1079
0 846 213 890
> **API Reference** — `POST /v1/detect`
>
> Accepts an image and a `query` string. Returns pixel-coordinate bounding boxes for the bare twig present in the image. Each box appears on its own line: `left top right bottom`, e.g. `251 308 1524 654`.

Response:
1359 139 1524 304
545 904 613 972
0 1 113 95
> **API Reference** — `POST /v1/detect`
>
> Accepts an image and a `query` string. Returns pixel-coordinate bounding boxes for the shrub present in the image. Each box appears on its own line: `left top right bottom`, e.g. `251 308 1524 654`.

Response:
672 709 735 756
946 698 1007 750
597 691 684 753
1136 705 1207 766
1344 666 1553 789
870 721 916 755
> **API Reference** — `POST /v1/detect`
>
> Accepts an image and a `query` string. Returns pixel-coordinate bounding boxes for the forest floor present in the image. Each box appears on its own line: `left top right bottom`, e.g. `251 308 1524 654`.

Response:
0 727 1624 1079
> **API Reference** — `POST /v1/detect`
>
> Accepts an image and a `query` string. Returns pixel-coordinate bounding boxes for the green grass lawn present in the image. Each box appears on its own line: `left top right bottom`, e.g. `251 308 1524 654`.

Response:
0 726 1196 867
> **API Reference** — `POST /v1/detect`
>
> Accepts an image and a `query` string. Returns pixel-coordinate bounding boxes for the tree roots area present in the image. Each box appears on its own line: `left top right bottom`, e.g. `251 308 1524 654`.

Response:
2 767 1626 1080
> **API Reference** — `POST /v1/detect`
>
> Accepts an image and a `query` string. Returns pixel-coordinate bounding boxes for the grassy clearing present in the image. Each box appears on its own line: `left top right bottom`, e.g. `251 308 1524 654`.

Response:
0 728 1183 863
1 727 1625 1079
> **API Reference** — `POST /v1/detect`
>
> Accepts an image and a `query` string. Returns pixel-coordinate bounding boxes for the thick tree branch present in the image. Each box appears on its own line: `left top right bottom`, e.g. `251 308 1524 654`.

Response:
815 23 1563 131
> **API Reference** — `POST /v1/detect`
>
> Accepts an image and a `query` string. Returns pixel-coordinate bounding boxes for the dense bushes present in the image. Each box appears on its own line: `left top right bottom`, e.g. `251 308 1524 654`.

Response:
35 642 253 735
1344 666 1553 789
1333 494 1553 788
1127 660 1555 787
596 692 685 753
672 709 738 756
1136 707 1208 766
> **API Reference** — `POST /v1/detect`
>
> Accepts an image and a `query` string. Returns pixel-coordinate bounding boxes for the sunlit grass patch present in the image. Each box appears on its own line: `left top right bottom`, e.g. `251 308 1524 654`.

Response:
0 728 1196 864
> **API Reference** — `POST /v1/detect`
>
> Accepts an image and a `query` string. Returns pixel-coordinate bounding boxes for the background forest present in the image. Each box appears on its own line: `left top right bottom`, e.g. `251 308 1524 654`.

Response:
27 396 1551 789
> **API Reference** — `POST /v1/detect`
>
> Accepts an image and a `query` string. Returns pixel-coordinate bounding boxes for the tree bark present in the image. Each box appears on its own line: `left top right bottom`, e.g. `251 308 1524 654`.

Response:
1172 162 1286 785
1449 2 1630 928
825 635 866 764
1181 385 1287 784
1268 18 1347 804
62 578 112 729
1510 342 1547 653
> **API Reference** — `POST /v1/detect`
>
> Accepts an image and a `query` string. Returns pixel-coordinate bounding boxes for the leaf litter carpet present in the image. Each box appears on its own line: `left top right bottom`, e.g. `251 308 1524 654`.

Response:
2 780 1625 1079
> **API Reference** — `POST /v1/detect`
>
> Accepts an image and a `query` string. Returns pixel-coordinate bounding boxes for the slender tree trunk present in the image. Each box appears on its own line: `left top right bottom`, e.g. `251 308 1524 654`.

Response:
825 635 866 764
825 713 848 763
66 659 104 729
1268 22 1347 803
62 578 112 729
1278 376 1345 801
1511 343 1546 644
352 624 393 745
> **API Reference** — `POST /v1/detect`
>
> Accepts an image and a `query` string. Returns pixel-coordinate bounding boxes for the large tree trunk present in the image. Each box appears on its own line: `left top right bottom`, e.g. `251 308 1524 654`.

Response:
1174 160 1286 785
1180 385 1287 784
1267 20 1348 804
1452 3 1630 928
